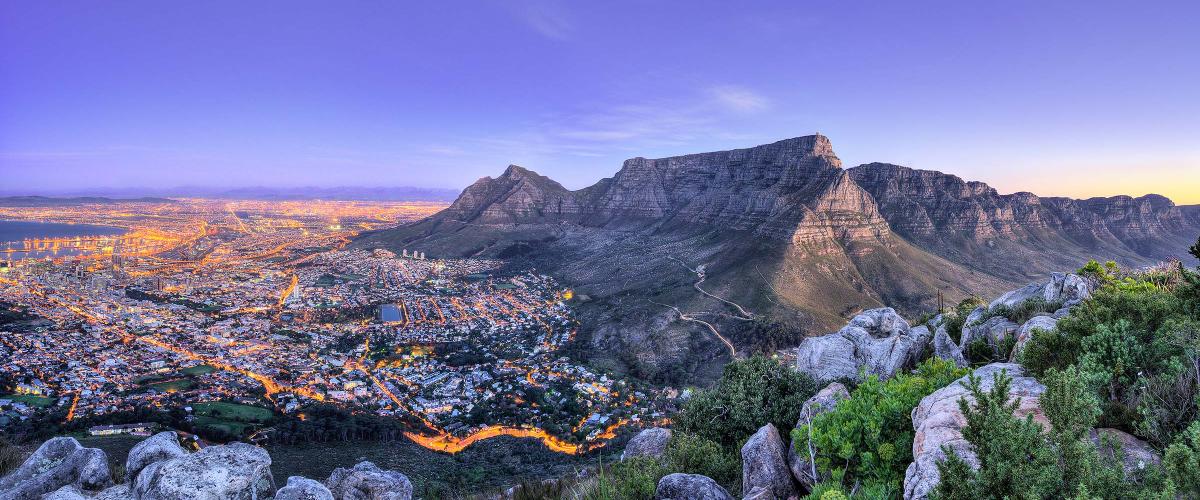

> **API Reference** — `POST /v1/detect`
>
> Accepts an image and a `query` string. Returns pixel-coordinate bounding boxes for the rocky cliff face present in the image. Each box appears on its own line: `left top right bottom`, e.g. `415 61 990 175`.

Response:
357 136 1197 380
848 163 1199 278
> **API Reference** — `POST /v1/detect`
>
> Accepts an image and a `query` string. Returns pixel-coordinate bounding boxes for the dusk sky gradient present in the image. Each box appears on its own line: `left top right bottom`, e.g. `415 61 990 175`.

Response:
2 1 1198 203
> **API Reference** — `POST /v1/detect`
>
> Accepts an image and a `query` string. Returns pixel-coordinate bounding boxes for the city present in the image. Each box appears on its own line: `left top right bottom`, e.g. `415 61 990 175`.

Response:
0 198 667 456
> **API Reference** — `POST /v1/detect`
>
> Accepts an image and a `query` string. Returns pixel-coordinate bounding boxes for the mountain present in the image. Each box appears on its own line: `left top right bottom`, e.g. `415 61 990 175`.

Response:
356 135 1199 381
0 196 177 207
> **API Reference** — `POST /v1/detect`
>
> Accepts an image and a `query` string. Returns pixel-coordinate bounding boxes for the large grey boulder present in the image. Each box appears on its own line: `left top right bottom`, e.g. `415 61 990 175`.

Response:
326 461 412 500
932 325 968 368
903 363 1048 499
133 442 275 500
94 484 133 500
621 428 672 461
958 316 1018 353
987 273 1091 318
1010 315 1058 361
276 476 335 500
795 308 927 381
43 486 88 500
125 432 188 483
741 424 797 500
1089 428 1162 475
788 382 850 489
654 473 734 500
0 436 111 499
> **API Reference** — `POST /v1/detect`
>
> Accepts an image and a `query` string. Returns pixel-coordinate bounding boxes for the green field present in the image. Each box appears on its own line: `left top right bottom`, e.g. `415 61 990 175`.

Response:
181 364 217 376
193 416 249 436
145 379 195 393
0 394 57 407
191 402 274 423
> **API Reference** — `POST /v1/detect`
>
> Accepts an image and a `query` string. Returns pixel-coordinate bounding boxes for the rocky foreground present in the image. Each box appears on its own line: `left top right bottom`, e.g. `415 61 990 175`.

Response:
0 431 412 500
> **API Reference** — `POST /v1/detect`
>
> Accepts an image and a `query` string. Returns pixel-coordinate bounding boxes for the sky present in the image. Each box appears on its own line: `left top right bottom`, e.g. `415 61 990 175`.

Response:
2 1 1198 203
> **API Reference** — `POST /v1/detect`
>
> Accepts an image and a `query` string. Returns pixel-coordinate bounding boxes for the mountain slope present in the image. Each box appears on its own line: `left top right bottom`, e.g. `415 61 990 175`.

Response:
357 137 1008 380
357 136 1198 381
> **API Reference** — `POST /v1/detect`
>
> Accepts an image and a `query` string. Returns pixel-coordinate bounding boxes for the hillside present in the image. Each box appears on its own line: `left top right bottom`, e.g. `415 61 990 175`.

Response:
356 135 1199 381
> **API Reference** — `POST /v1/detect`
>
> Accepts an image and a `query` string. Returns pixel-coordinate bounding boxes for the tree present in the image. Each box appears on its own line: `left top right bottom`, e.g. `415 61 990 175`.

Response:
1190 236 1200 262
675 356 818 448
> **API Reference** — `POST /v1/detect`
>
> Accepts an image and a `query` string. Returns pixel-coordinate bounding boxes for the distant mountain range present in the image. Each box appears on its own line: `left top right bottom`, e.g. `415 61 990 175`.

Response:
0 196 177 207
355 135 1197 379
0 186 460 202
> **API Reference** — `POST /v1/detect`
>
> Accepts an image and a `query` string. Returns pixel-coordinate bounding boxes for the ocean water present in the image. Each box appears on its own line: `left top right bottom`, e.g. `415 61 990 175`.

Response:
0 220 128 260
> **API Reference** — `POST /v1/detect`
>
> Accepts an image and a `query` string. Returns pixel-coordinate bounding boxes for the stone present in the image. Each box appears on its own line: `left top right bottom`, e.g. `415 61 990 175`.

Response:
94 485 133 500
654 473 734 500
326 461 412 500
958 316 1018 352
1089 428 1162 475
904 363 1048 499
43 486 88 500
276 476 335 500
621 428 672 461
741 423 797 499
125 432 188 482
133 442 275 500
1010 315 1058 361
0 436 111 500
932 324 968 368
796 308 928 382
788 382 850 488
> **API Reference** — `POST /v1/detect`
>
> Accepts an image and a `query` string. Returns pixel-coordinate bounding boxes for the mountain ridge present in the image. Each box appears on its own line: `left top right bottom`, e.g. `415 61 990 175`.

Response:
357 135 1198 381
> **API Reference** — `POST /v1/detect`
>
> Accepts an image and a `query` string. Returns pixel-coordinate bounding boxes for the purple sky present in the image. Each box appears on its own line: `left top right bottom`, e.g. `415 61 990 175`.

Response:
2 1 1198 203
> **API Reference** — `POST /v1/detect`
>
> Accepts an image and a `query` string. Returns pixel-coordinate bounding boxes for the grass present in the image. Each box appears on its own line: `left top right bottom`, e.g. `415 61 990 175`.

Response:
193 416 249 436
191 401 274 423
181 364 217 376
144 379 195 393
0 394 57 407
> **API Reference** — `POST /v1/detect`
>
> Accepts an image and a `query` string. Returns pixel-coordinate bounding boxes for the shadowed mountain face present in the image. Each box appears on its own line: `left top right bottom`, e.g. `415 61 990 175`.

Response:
357 136 1199 382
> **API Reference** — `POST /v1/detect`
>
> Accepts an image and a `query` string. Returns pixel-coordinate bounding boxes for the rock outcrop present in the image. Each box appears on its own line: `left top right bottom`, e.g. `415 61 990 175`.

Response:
904 363 1049 499
788 382 850 489
1010 315 1059 361
124 432 188 483
326 461 413 500
621 428 672 462
741 423 798 499
0 437 110 499
277 476 336 500
654 473 734 500
1089 428 1162 475
795 308 926 381
932 323 968 368
133 442 275 500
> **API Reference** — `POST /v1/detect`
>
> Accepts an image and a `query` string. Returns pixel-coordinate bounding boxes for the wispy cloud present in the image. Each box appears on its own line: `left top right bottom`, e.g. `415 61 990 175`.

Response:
509 0 574 40
709 85 770 113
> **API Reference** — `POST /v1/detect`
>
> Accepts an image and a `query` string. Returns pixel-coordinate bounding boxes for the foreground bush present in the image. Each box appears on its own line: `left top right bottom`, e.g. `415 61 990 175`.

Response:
676 356 818 448
797 358 966 495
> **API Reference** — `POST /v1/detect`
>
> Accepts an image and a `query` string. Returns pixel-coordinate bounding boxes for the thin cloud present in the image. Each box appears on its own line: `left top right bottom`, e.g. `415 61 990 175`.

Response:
710 85 770 113
510 0 574 40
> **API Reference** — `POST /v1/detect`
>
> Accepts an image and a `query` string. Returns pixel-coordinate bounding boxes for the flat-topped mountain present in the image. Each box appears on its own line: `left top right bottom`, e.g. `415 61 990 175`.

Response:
357 136 1198 382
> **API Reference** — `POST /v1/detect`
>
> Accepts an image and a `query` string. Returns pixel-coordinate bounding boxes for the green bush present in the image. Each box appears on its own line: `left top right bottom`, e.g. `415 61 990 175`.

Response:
1164 420 1200 497
676 356 818 448
580 456 669 500
0 438 20 477
664 433 740 492
797 358 966 494
943 297 985 344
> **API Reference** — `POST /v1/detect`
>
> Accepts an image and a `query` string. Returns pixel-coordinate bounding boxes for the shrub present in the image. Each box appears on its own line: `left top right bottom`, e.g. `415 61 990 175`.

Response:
676 356 818 448
0 438 20 477
798 358 966 494
1164 421 1200 497
664 433 740 492
580 456 668 500
943 297 985 344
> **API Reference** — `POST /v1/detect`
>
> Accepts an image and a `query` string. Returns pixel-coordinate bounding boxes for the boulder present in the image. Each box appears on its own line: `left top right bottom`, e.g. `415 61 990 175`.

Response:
622 427 672 461
796 308 927 381
133 442 275 500
741 423 797 499
908 325 933 362
788 382 850 489
0 436 111 500
654 473 734 500
326 461 413 500
43 486 88 500
988 273 1091 313
276 476 335 500
932 325 968 368
903 363 1048 499
1089 428 1162 475
958 316 1018 353
125 432 188 482
94 485 133 500
1010 315 1058 361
